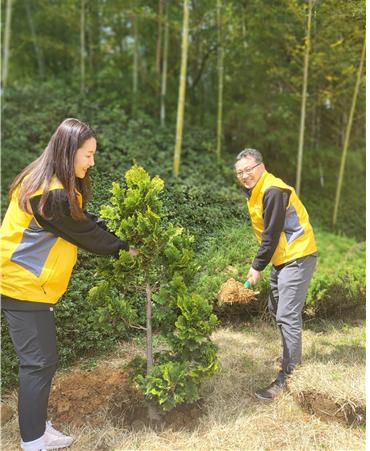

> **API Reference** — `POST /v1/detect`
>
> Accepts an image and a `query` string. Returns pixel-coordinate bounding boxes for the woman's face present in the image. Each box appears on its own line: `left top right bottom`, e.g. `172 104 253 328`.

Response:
74 138 96 179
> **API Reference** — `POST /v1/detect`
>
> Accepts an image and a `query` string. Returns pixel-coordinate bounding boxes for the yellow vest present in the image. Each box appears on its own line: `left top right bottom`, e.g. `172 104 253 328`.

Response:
0 179 81 304
247 171 317 266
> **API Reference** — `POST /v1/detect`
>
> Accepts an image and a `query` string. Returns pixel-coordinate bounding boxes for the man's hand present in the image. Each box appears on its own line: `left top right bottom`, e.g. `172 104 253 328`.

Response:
128 247 140 257
247 267 261 286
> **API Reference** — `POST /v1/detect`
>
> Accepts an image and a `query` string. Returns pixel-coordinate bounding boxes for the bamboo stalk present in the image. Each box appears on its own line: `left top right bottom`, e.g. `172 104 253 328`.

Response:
295 0 313 196
25 0 45 79
2 0 13 93
160 0 169 126
332 36 365 226
173 0 190 177
80 0 86 94
156 0 164 77
216 0 224 161
132 14 139 115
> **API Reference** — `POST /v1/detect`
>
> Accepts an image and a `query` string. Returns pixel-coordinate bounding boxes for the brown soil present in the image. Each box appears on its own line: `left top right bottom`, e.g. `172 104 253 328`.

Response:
295 390 365 427
218 278 257 304
48 367 204 431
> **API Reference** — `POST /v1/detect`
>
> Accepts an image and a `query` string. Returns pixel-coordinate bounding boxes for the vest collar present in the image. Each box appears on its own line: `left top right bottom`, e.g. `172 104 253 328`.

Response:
248 170 269 204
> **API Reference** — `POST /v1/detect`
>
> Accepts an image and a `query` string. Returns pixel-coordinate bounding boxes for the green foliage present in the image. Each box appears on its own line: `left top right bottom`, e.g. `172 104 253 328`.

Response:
306 231 365 317
88 281 139 336
0 318 18 387
192 220 365 321
91 165 219 410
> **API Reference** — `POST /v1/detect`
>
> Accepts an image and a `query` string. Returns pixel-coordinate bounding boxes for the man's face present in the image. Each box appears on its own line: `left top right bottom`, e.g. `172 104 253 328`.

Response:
235 156 265 189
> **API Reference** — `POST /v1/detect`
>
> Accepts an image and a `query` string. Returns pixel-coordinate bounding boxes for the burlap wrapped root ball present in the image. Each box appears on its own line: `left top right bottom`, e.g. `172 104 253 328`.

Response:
218 278 258 304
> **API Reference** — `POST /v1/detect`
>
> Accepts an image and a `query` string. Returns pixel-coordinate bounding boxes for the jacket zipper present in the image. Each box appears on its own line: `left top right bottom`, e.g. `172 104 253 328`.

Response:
40 256 59 295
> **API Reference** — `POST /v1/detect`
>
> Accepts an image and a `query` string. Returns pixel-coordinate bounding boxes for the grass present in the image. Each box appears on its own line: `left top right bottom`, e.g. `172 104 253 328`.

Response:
1 319 365 450
192 221 365 318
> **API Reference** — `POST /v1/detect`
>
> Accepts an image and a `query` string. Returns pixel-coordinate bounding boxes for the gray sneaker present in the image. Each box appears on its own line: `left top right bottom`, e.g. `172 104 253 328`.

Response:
255 370 286 401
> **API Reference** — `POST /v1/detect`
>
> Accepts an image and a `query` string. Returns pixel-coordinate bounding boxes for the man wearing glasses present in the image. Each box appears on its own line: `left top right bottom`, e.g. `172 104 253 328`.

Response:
235 148 317 401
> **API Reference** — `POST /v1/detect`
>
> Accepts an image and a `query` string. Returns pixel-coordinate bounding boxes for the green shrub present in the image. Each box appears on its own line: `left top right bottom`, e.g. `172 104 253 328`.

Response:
306 231 365 317
91 165 219 410
192 222 366 321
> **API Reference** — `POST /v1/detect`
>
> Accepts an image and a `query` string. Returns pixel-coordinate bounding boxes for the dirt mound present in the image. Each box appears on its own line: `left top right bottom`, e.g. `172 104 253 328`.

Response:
218 278 257 304
49 368 143 427
48 367 204 431
295 390 365 427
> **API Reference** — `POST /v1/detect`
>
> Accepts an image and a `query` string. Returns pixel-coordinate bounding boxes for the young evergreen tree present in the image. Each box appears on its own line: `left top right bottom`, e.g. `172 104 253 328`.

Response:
90 165 219 415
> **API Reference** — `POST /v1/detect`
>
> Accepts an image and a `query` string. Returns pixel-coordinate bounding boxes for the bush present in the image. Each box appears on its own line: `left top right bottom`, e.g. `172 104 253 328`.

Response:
192 221 366 322
92 166 219 410
305 232 365 317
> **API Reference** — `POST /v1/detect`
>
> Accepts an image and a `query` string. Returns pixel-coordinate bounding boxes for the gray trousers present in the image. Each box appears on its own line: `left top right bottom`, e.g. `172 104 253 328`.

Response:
268 254 317 374
3 309 58 442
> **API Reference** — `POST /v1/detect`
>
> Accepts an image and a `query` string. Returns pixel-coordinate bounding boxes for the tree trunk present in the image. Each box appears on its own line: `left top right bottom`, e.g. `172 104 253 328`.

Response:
333 36 365 226
145 282 153 372
2 0 13 94
86 2 94 76
241 15 247 49
145 282 161 424
156 0 164 79
295 0 313 196
132 14 139 115
173 0 190 177
160 0 169 126
80 0 86 94
216 0 224 161
24 0 45 79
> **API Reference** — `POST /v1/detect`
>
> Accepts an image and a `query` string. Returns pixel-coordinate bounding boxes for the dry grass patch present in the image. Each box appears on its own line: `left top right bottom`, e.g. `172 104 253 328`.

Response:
288 321 365 427
1 319 365 450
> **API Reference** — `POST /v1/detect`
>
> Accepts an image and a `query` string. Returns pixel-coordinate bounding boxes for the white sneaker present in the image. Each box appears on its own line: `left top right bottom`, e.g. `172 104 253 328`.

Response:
20 434 46 451
44 420 74 449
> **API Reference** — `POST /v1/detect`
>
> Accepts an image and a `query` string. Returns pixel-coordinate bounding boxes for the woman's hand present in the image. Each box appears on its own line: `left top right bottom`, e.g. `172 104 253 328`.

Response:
128 247 140 257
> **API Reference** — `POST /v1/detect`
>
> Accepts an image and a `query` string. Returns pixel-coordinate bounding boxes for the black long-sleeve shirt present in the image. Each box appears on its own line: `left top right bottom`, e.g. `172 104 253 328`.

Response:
30 190 129 256
1 190 128 311
246 187 291 271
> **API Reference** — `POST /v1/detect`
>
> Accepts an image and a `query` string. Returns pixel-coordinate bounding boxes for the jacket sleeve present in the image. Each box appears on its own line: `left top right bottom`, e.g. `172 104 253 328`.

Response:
251 187 290 271
84 210 108 231
30 190 129 257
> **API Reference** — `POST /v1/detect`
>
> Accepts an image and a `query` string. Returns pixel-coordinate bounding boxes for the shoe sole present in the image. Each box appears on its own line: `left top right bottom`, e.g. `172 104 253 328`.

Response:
255 392 274 401
46 443 74 450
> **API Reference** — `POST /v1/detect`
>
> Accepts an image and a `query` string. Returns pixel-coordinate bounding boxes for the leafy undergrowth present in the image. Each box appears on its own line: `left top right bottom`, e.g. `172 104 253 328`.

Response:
1 319 365 451
192 220 366 321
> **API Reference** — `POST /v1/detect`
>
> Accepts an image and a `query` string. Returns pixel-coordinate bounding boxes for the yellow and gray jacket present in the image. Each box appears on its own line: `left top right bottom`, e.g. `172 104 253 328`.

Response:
246 171 317 270
1 179 128 306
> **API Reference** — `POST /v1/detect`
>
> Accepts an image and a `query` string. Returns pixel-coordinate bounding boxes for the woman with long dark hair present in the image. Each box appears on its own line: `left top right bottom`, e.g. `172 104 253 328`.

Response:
1 118 138 451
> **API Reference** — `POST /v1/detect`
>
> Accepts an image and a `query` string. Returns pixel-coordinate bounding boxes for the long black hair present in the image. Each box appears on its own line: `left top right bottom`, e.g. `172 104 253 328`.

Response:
9 118 96 220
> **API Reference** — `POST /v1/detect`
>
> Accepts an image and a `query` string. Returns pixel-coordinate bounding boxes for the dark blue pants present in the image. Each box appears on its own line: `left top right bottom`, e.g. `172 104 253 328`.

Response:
3 309 58 442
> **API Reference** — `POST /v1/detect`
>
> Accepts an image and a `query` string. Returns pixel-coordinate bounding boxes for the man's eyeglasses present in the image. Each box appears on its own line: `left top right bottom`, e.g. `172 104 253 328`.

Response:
236 162 261 178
